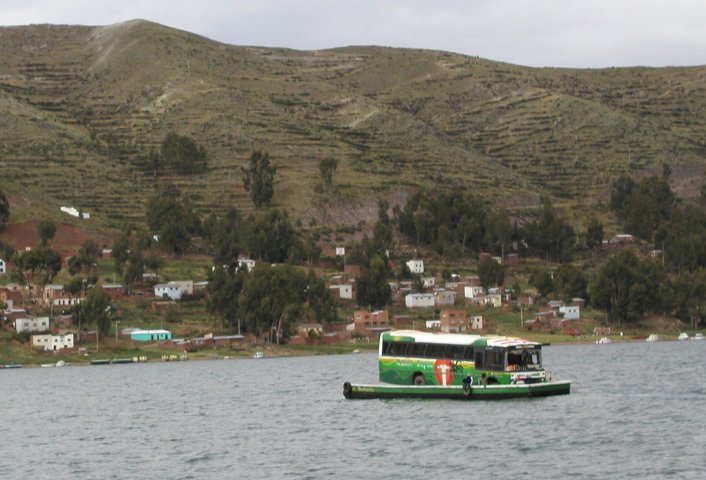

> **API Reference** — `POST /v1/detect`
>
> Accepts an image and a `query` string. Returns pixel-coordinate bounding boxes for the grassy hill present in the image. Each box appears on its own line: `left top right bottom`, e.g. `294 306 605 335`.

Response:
2 20 706 234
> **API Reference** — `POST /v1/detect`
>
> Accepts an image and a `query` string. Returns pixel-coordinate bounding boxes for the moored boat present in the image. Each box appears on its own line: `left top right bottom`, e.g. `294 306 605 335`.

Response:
677 332 689 341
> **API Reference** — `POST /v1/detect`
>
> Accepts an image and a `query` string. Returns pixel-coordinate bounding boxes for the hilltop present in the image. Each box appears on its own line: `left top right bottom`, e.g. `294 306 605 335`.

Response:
1 20 706 234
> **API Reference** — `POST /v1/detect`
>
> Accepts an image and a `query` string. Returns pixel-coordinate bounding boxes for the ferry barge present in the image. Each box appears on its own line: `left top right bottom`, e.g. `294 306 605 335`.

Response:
343 330 571 400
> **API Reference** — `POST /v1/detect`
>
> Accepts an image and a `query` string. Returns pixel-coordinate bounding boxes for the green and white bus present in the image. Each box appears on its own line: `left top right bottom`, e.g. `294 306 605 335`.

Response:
379 330 547 386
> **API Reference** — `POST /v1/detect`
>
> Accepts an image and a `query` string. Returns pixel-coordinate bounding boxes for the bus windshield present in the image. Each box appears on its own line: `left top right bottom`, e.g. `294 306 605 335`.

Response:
506 347 542 371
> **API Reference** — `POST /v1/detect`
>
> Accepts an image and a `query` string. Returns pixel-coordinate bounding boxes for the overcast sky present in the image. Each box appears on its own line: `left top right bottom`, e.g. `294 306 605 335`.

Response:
3 0 706 68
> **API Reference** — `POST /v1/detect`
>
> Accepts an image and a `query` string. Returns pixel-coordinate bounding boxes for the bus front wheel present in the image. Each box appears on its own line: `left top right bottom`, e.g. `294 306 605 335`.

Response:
413 373 426 385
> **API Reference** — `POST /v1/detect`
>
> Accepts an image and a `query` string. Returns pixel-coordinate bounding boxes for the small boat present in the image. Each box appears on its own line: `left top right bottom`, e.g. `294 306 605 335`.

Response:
693 333 704 341
646 334 660 342
253 351 264 359
677 332 689 341
596 336 611 344
1 364 23 369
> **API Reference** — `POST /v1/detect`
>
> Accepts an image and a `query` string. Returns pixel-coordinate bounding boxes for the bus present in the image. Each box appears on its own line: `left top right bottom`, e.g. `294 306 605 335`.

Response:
379 330 547 386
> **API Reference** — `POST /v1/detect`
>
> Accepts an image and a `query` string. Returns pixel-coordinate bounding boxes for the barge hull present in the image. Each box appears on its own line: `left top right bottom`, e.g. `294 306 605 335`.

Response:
343 380 571 400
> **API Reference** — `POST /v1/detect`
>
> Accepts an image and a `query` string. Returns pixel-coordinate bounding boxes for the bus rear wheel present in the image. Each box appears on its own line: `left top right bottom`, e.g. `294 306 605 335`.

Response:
413 373 426 385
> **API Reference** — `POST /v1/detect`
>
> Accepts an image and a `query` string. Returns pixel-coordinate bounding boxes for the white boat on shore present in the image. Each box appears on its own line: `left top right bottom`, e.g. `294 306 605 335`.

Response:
596 337 611 344
677 332 689 341
693 333 704 341
646 334 660 342
253 351 264 359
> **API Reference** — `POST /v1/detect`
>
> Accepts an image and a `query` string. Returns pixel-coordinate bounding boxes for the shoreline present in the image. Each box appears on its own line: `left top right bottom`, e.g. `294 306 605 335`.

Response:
3 333 702 368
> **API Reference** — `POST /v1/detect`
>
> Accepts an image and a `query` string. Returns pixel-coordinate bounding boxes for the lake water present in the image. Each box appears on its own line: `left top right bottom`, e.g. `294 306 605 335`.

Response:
1 340 705 479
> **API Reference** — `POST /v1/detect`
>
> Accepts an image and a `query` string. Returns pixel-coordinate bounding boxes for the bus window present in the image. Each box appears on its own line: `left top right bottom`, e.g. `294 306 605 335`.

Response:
484 348 505 371
474 350 484 368
506 347 542 370
408 342 427 357
390 342 409 356
447 345 465 360
463 346 475 361
426 344 446 358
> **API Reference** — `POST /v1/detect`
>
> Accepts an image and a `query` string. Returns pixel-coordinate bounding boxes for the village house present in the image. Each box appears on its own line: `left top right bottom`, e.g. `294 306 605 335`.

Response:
238 258 256 272
426 319 441 330
405 293 435 308
15 317 50 333
101 284 124 301
484 293 503 308
440 309 468 333
0 286 23 310
43 284 82 307
31 333 74 351
0 258 5 274
155 283 182 300
194 281 209 293
392 315 414 330
154 281 193 301
406 259 424 274
464 285 485 299
296 323 324 336
422 276 435 288
129 329 172 341
504 253 520 266
470 315 484 330
351 310 390 338
329 283 354 301
434 289 456 306
559 305 581 320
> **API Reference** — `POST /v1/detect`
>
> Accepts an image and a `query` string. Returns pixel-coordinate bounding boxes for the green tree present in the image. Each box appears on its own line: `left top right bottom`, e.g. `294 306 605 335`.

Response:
319 158 338 191
112 234 130 275
484 210 513 259
590 250 669 324
585 217 604 251
304 269 338 324
522 196 575 262
244 209 297 263
123 251 145 295
553 264 588 302
160 132 207 175
355 256 392 309
144 251 165 277
238 264 309 341
674 268 706 328
79 286 113 341
205 208 243 270
37 220 56 247
478 256 505 290
243 150 277 209
15 248 62 285
207 266 247 330
530 270 554 298
0 189 9 231
611 174 676 240
146 184 200 255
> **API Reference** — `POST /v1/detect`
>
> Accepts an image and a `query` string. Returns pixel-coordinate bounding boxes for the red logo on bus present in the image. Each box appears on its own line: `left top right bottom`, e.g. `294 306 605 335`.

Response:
434 359 454 385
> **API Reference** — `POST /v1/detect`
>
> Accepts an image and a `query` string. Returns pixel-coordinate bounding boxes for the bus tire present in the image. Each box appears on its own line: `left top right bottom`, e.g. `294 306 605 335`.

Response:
413 373 426 386
462 383 472 396
343 382 352 398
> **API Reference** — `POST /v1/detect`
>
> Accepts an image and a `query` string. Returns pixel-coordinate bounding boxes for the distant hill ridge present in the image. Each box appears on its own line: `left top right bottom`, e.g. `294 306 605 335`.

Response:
1 20 705 230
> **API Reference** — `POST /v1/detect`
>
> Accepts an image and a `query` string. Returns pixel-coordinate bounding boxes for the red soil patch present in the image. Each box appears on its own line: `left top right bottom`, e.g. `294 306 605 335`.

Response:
0 220 113 257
